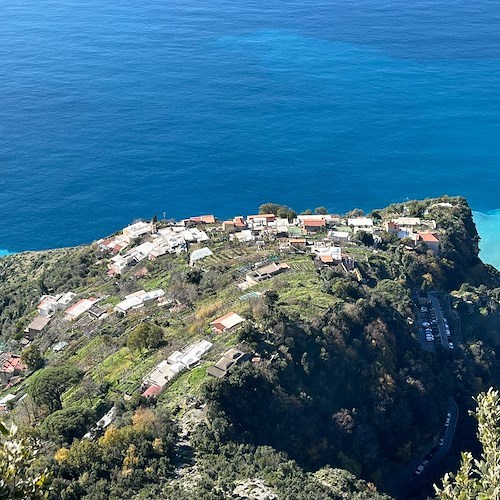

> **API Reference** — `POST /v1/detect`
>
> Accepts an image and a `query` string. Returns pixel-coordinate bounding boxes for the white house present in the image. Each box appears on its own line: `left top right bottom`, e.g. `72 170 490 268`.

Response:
297 214 335 223
122 221 151 241
328 230 350 243
311 244 342 262
108 241 156 275
230 230 254 243
189 247 213 266
348 217 374 228
142 340 213 389
114 289 165 314
36 292 76 317
393 217 421 227
64 298 99 321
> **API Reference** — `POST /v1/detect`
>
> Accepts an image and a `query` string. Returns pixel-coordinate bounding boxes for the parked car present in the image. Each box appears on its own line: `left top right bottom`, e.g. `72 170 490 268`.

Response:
414 465 424 475
422 322 430 327
420 306 428 312
439 437 445 446
448 342 454 349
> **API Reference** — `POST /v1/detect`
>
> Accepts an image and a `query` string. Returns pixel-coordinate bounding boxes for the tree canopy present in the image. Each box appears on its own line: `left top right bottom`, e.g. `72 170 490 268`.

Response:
28 366 83 413
258 203 297 221
435 388 500 500
127 323 164 352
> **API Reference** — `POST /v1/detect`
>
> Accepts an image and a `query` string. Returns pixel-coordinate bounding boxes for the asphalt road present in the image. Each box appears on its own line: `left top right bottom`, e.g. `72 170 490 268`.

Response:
392 397 459 499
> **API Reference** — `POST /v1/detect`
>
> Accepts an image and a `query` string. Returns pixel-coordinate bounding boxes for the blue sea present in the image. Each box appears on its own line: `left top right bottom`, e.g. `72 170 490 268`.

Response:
0 0 498 268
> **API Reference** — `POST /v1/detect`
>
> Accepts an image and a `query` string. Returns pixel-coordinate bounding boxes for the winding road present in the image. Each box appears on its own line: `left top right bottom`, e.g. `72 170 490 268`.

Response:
391 397 459 499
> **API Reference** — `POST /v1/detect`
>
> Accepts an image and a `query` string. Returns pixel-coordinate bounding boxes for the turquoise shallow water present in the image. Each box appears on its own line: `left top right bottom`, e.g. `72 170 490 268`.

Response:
474 211 500 269
0 0 498 268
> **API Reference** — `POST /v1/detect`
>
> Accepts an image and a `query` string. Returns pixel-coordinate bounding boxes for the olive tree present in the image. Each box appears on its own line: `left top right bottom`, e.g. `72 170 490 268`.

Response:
0 420 51 498
435 388 500 499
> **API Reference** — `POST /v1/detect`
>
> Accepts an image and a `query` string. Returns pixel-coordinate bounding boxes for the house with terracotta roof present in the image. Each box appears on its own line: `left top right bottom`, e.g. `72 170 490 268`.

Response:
0 353 25 386
297 214 335 221
184 214 216 225
248 214 276 223
210 312 245 333
384 221 400 234
142 384 163 398
99 235 130 254
318 254 335 264
247 214 276 230
301 219 326 233
223 216 246 233
417 232 440 254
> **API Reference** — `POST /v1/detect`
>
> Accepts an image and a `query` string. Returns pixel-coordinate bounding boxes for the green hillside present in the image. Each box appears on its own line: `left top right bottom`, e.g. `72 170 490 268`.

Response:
0 196 498 499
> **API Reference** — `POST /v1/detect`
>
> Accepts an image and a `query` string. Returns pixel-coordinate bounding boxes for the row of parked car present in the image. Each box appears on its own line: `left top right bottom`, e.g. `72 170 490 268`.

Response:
414 411 452 476
420 302 454 349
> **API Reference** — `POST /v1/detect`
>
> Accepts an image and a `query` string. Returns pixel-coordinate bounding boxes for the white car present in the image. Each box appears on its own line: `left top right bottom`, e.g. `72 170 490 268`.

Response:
439 437 445 446
422 322 430 327
414 465 424 475
448 342 454 349
420 307 428 312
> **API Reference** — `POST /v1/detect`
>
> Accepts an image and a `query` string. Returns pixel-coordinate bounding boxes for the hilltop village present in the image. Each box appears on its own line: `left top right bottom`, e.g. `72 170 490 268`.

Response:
0 196 498 499
1 201 447 398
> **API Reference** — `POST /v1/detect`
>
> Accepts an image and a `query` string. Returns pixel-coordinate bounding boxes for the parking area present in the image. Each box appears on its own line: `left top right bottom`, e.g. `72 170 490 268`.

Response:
416 294 454 351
